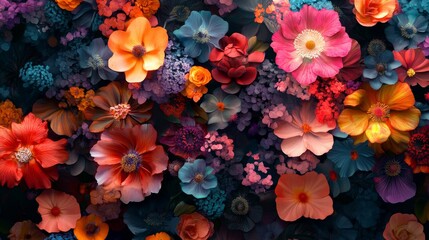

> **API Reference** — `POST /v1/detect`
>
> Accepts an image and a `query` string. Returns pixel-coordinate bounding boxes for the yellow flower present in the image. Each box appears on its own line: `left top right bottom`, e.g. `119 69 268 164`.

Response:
145 232 172 240
187 66 212 87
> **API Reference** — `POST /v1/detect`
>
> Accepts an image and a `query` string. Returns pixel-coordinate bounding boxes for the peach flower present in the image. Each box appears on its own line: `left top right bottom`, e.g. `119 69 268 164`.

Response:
108 17 168 83
352 0 397 27
74 214 109 240
177 212 214 240
383 213 425 240
55 0 82 11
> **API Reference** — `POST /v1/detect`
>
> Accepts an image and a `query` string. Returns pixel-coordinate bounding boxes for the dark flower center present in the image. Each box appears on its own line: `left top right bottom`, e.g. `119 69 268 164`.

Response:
175 126 205 153
194 173 204 183
376 63 386 73
85 223 100 236
231 196 249 215
50 206 61 217
350 150 359 160
385 160 401 177
132 45 146 58
407 133 429 163
193 29 210 43
329 170 338 181
24 234 32 239
400 24 417 39
298 192 309 203
367 39 386 56
121 151 141 173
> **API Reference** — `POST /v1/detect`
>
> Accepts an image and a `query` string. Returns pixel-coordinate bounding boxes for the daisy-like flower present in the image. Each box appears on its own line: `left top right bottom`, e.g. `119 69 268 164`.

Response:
338 82 421 154
405 126 429 173
271 5 352 85
108 17 168 83
0 113 68 189
36 189 81 233
273 101 335 157
74 214 109 240
393 48 429 88
90 124 168 203
178 159 217 199
275 171 334 221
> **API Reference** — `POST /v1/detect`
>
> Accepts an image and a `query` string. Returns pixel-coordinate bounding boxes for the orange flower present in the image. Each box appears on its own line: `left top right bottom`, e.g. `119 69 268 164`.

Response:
177 212 214 240
108 17 168 83
187 66 212 87
275 171 333 221
146 232 172 240
182 81 209 102
353 0 397 27
134 0 160 19
0 99 23 128
74 214 109 240
383 213 425 240
338 82 420 154
55 0 82 11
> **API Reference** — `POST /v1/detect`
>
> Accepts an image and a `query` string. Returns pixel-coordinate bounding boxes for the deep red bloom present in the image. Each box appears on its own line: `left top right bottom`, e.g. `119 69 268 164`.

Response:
405 126 429 173
209 33 265 90
393 48 429 88
337 39 363 81
0 113 68 189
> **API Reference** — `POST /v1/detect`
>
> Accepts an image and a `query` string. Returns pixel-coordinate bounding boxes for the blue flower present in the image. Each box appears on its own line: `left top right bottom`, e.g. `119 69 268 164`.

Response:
363 50 401 90
178 159 218 198
416 102 429 127
195 188 227 219
385 11 428 51
327 138 375 177
317 160 351 197
173 10 228 62
289 0 333 11
19 62 54 91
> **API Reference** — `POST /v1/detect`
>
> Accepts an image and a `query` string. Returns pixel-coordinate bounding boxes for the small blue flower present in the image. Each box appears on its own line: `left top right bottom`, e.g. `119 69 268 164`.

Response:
173 10 228 62
178 159 218 198
195 188 227 219
363 50 401 90
327 138 375 177
385 11 428 51
19 62 54 91
317 160 350 197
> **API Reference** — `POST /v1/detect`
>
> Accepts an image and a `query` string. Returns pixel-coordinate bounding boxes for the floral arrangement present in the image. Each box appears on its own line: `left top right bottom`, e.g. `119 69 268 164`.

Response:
1 0 429 239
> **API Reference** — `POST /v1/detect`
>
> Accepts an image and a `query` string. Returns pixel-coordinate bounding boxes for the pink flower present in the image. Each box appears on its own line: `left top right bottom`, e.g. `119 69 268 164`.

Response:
383 213 425 240
271 5 352 85
273 102 335 157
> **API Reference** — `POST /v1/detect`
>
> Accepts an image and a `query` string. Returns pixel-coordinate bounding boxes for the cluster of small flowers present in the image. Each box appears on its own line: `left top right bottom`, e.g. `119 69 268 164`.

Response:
204 0 237 15
19 62 54 91
0 0 45 29
201 131 235 161
261 104 292 129
242 152 274 193
275 74 311 100
47 74 91 100
60 27 88 45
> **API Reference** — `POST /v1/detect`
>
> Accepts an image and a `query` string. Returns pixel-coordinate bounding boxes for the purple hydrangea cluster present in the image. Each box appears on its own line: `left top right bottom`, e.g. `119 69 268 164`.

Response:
0 0 45 29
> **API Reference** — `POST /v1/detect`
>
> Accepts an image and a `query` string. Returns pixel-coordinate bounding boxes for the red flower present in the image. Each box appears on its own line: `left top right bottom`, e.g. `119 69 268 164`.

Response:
393 48 429 88
0 114 68 189
209 33 265 90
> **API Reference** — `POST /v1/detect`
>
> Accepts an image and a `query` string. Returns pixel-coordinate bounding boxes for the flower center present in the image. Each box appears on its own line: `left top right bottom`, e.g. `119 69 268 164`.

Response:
174 126 206 153
132 45 146 58
329 170 338 181
50 206 61 217
385 160 401 177
297 192 308 203
367 39 386 56
109 103 131 120
350 150 359 160
217 102 225 111
121 152 141 173
407 68 416 77
87 54 105 69
193 29 210 44
301 123 312 133
85 223 100 236
367 102 390 122
400 24 417 39
376 63 386 74
395 225 410 240
294 29 326 60
231 196 249 215
15 147 33 163
194 173 204 183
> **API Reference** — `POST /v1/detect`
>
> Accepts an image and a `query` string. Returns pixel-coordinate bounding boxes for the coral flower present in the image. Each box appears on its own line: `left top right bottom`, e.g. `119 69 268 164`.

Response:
393 48 429 88
36 189 81 233
90 124 168 203
55 0 82 11
275 171 334 221
74 214 109 240
352 0 397 27
177 212 214 240
108 17 168 83
0 113 68 189
271 5 352 85
273 102 335 157
84 81 153 133
383 213 425 240
338 82 420 154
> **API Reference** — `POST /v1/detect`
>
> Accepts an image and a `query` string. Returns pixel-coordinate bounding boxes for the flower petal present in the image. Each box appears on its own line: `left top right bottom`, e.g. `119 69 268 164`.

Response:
389 107 420 131
338 109 369 136
365 121 391 143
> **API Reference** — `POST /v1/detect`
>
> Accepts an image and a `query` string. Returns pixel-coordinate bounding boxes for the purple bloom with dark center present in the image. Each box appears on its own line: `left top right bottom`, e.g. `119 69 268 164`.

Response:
178 159 217 198
373 154 416 204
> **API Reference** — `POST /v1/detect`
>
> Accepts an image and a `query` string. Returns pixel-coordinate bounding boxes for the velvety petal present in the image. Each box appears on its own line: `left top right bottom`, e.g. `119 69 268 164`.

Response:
142 27 168 52
49 110 81 137
141 146 168 174
323 30 352 58
143 50 165 71
0 158 21 187
338 109 369 136
305 196 334 220
212 68 231 84
311 55 343 79
275 198 304 221
127 17 150 47
303 132 334 156
292 62 317 86
22 160 57 189
108 51 136 72
11 113 48 145
377 82 415 110
235 67 257 85
200 95 219 113
280 136 306 157
124 59 148 83
365 121 391 143
274 121 303 139
389 107 420 131
108 31 134 53
33 139 68 168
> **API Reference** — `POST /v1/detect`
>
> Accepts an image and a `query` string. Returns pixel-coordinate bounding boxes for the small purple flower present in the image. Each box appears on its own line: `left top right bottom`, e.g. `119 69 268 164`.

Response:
178 159 218 198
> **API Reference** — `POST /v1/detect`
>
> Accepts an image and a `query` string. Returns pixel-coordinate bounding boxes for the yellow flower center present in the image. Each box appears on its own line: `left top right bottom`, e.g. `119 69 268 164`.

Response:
294 29 326 59
407 68 416 77
231 196 249 215
367 102 390 122
15 147 33 164
305 40 316 50
302 123 312 133
109 103 131 120
121 152 141 173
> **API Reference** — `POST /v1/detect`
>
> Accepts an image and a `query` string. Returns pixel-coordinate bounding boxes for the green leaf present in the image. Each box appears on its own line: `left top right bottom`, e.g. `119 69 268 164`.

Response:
174 201 196 217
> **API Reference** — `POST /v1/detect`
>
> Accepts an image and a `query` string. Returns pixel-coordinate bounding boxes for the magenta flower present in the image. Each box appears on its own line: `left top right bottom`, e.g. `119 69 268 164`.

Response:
271 5 352 85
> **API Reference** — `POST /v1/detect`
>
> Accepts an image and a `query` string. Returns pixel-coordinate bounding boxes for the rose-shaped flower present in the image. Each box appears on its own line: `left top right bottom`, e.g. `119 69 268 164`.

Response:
187 66 212 87
55 0 82 11
210 33 264 92
353 0 397 27
383 213 425 240
177 212 214 240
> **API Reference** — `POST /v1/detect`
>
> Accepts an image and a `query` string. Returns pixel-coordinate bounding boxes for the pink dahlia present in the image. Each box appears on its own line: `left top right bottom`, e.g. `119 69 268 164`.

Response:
271 5 352 85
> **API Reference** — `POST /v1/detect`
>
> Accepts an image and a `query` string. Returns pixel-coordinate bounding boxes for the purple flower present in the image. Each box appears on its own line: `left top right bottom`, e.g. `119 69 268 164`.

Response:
373 154 416 204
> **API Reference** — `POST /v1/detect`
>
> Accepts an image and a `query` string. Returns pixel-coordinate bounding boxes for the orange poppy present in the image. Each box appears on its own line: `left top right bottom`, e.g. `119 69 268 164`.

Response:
74 214 109 240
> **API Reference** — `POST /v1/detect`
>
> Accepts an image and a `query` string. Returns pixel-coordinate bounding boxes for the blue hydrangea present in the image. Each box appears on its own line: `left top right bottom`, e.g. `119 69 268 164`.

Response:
23 23 48 43
363 50 401 90
178 159 218 198
19 62 54 91
45 231 76 240
398 0 429 16
195 188 227 219
289 0 334 11
44 0 72 30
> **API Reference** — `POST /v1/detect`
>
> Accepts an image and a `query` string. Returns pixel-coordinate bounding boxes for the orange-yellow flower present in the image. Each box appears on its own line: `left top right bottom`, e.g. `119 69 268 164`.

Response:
0 99 23 128
108 17 168 83
352 0 397 27
55 0 82 11
187 66 212 87
145 232 172 240
74 214 109 240
182 82 208 102
338 82 420 154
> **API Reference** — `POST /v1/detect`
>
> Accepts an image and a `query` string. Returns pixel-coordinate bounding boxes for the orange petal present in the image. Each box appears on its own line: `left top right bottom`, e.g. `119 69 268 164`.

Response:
124 59 148 83
337 109 369 136
389 107 421 131
352 133 368 145
143 50 165 71
343 89 366 107
108 51 137 72
377 82 415 110
365 121 391 143
127 17 150 46
143 27 168 52
108 30 134 53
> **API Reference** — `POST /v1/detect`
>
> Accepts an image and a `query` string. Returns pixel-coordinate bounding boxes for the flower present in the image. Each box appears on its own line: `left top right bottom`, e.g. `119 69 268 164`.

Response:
0 99 22 128
363 50 401 90
316 160 351 198
8 220 46 240
178 159 217 198
177 212 214 240
78 38 118 85
74 214 109 240
223 190 263 232
385 12 428 51
200 88 241 131
84 81 153 133
337 39 363 81
352 0 397 27
273 101 335 157
173 11 229 62
327 138 375 177
36 189 81 233
271 5 352 85
108 17 168 82
195 188 227 220
393 48 429 88
90 124 168 203
19 62 54 91
405 126 429 173
373 155 416 203
0 113 68 188
209 33 265 90
146 232 172 240
55 0 82 11
383 213 425 240
275 171 334 221
419 36 429 56
182 66 211 102
337 82 420 154
133 0 160 19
